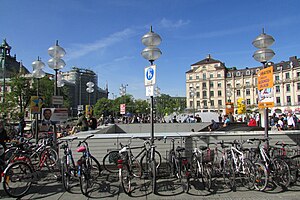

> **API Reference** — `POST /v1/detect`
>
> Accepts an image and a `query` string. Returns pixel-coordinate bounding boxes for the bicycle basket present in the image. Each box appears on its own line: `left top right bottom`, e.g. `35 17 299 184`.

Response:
203 148 214 163
108 151 120 164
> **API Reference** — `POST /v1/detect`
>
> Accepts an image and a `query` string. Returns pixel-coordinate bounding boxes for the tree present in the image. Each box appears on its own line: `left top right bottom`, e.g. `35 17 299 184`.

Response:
93 98 113 118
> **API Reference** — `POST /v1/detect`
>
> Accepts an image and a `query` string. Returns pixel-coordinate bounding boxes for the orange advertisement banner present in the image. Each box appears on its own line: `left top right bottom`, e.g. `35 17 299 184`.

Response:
225 102 234 115
258 102 274 109
258 66 273 90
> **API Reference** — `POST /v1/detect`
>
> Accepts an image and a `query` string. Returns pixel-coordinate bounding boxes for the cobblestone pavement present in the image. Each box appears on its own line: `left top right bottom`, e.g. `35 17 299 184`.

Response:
0 171 299 200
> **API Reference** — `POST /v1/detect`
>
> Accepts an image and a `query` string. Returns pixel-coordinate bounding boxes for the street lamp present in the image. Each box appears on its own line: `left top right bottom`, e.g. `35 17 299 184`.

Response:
119 84 128 96
141 26 162 144
32 57 46 143
47 40 66 96
0 39 11 118
86 81 94 105
154 86 161 120
252 29 275 146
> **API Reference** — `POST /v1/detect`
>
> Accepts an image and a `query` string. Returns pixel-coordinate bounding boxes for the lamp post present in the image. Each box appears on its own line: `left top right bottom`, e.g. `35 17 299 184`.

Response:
141 26 162 144
0 39 11 118
32 57 46 143
47 40 66 96
252 29 275 146
119 84 128 96
154 86 161 120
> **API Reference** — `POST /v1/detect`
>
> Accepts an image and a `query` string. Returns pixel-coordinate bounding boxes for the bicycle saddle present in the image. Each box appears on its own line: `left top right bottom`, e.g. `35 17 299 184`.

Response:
77 146 86 152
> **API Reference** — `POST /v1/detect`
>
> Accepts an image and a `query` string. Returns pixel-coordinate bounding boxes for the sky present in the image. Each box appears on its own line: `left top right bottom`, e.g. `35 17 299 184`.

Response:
1 0 300 100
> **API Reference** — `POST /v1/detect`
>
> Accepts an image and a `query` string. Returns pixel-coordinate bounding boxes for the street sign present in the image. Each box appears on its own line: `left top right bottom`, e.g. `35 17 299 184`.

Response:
146 85 154 97
144 65 156 86
257 66 274 109
120 104 126 114
52 96 63 105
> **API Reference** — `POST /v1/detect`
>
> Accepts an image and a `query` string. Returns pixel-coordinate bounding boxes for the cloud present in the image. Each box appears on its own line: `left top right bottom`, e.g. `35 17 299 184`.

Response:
66 28 136 61
159 18 190 29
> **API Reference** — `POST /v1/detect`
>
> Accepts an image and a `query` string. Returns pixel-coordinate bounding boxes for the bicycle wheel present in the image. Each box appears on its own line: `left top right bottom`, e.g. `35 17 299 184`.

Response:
254 162 268 191
190 153 200 178
241 158 256 190
223 158 235 189
271 158 290 188
102 150 120 173
3 161 33 198
120 164 132 195
180 159 190 193
140 150 161 176
61 156 74 192
40 148 58 170
79 166 89 196
290 155 300 183
202 164 212 191
90 155 102 179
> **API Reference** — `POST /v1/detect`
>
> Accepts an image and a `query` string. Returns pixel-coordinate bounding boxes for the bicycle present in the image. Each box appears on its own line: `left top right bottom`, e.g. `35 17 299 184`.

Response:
248 138 291 191
76 134 101 196
190 139 213 191
164 137 190 193
59 136 78 192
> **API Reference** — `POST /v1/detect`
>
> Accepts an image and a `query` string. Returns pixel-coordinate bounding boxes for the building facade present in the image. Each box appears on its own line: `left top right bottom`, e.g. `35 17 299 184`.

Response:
186 55 300 115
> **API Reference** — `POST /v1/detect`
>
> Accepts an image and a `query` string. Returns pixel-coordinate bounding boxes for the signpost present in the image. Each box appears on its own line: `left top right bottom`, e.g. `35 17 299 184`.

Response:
257 66 274 109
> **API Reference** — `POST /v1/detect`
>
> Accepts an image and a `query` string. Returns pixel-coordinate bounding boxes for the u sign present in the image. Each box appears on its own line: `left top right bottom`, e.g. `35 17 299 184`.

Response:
144 65 156 86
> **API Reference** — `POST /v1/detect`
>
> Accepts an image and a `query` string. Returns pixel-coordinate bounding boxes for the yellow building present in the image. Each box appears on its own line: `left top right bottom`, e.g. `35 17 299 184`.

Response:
186 55 300 115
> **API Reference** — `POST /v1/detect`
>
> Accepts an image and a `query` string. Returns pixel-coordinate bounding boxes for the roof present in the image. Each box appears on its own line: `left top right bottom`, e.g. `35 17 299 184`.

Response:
191 55 223 66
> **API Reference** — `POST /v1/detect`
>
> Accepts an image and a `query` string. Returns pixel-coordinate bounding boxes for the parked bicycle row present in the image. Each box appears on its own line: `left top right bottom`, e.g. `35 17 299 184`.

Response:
0 134 299 198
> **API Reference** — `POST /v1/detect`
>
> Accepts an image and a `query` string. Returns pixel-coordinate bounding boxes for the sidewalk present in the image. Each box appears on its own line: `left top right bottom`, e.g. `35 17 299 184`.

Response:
1 173 299 200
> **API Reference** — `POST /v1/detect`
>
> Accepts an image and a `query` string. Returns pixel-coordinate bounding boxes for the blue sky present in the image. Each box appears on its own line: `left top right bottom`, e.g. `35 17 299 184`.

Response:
1 0 300 99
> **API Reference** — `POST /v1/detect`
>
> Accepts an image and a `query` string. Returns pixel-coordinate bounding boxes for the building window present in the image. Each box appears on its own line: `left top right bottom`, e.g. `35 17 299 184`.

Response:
217 82 221 88
227 72 231 77
197 101 200 107
189 75 192 80
298 95 300 104
297 72 300 77
210 82 214 88
298 83 300 90
246 70 250 75
237 90 241 96
285 72 290 79
210 73 213 78
246 89 250 96
217 73 221 78
203 91 207 98
246 99 251 105
276 85 280 93
189 92 194 98
196 92 200 98
236 83 240 88
286 84 290 92
287 96 291 105
210 91 214 97
245 81 250 87
196 75 199 79
218 100 222 105
203 73 206 80
196 85 199 89
218 90 222 97
275 75 279 81
202 82 207 89
211 100 214 106
189 101 193 108
276 97 281 104
236 71 241 76
203 100 207 107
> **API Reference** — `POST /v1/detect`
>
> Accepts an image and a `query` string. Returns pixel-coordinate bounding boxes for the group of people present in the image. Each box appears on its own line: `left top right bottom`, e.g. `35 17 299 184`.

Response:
270 112 299 131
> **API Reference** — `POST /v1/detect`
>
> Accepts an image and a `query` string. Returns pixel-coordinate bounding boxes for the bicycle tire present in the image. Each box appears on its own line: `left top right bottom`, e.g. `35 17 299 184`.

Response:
120 164 132 195
61 156 72 192
290 155 300 184
181 160 190 193
90 155 102 179
254 162 268 191
202 165 212 191
140 150 161 176
190 153 200 178
40 148 58 170
79 166 89 196
3 161 33 198
102 150 120 173
241 158 256 190
272 158 290 188
223 158 235 189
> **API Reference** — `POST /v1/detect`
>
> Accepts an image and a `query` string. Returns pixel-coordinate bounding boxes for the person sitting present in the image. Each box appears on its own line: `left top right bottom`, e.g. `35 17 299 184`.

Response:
223 115 230 127
208 119 219 131
87 113 97 130
69 113 89 134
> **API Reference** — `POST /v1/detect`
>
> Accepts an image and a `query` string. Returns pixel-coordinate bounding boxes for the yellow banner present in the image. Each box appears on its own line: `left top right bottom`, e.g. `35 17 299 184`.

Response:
30 96 44 114
258 66 273 90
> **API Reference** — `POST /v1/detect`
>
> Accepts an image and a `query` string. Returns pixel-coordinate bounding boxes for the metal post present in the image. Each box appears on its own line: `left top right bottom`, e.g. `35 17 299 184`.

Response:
2 51 6 110
54 69 58 96
150 95 154 145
